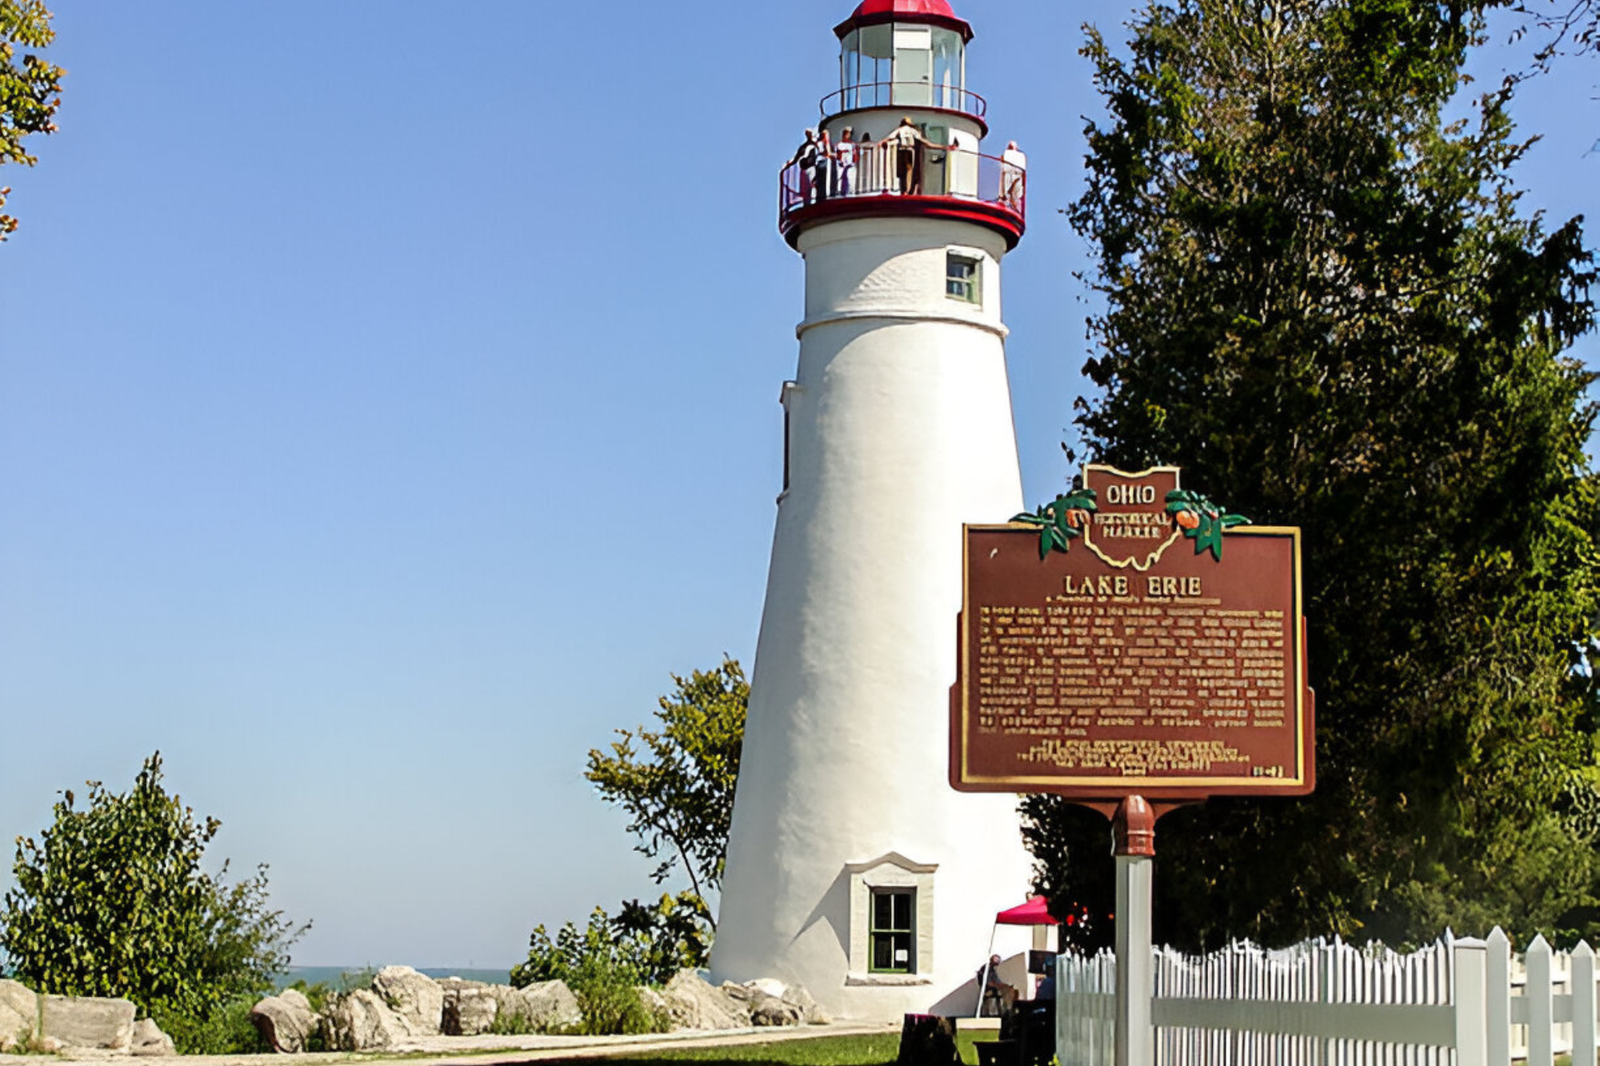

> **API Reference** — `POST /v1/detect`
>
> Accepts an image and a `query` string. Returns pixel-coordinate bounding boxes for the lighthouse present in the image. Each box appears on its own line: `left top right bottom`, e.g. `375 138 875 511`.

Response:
711 0 1036 1022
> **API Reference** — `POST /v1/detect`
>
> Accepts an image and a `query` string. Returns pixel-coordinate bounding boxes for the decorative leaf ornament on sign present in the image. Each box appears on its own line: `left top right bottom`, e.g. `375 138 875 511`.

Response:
1010 488 1099 559
1015 466 1249 568
1166 489 1249 561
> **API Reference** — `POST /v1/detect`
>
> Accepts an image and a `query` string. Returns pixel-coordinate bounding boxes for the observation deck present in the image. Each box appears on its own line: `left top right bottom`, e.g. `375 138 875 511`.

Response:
777 142 1025 249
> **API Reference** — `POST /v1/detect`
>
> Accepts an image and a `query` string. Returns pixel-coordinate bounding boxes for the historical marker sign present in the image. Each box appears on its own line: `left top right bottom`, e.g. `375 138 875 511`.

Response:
950 464 1314 800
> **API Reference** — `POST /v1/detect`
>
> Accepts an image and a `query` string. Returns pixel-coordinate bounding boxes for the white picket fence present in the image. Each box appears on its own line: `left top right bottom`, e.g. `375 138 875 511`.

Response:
1056 928 1600 1065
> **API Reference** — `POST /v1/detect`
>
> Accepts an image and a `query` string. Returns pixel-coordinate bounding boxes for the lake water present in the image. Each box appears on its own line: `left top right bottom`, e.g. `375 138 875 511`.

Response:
275 965 513 991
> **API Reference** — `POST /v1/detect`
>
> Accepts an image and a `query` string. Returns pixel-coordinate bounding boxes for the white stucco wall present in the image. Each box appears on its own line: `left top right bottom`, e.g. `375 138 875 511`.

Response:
711 215 1034 1021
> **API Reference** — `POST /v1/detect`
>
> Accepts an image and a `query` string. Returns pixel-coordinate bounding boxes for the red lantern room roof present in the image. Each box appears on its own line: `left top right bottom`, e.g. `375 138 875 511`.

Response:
835 0 974 42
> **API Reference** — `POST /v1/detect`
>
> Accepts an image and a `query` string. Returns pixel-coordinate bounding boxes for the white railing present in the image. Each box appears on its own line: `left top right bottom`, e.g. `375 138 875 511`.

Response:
1056 927 1600 1065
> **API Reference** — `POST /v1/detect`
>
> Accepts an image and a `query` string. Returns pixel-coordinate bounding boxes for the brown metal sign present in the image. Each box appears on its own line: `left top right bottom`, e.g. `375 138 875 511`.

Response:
950 465 1314 800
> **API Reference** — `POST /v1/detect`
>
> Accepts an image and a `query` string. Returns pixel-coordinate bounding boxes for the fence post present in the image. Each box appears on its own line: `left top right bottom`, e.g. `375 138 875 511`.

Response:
1528 934 1554 1066
1573 941 1596 1066
1454 938 1488 1066
1487 926 1512 1065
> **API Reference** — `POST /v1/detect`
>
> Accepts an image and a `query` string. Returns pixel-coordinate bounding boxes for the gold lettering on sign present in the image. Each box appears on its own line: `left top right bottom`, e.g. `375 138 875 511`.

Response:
972 589 1292 778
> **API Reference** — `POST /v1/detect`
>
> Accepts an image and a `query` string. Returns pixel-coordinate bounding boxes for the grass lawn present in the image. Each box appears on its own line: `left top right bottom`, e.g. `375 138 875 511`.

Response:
552 1032 992 1066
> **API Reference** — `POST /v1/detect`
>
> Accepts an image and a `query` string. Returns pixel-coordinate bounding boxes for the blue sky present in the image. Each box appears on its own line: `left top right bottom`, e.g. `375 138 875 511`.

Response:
1 2 1594 969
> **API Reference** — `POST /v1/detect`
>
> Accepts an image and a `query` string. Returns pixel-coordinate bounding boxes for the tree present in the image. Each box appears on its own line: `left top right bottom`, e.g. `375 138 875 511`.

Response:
1028 0 1600 951
1509 0 1598 69
1 0 63 239
1 753 306 1041
584 657 747 919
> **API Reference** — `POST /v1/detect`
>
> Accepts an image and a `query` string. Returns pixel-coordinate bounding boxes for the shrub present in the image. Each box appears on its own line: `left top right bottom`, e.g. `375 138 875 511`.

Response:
512 908 668 1034
153 996 271 1056
488 1009 536 1036
0 753 306 1046
514 893 708 989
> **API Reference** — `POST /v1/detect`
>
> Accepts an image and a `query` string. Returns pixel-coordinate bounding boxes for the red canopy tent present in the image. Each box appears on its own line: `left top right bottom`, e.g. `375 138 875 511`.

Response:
974 897 1056 1014
995 896 1058 927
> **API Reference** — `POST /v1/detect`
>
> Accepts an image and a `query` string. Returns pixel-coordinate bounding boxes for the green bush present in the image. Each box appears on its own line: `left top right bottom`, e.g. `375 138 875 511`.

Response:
515 893 708 989
573 977 664 1037
488 1009 536 1036
512 908 668 1034
0 753 307 1045
285 978 333 1014
153 996 271 1056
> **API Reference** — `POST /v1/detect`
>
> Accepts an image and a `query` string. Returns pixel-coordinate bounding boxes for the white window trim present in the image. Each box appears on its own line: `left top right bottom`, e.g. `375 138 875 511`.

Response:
843 852 937 985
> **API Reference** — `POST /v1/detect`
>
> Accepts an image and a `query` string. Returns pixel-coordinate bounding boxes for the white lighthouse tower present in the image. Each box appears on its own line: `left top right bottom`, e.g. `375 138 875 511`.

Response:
711 0 1035 1022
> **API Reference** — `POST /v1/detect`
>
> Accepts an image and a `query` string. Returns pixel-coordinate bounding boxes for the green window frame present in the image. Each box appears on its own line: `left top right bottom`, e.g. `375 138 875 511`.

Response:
869 888 915 973
946 252 980 304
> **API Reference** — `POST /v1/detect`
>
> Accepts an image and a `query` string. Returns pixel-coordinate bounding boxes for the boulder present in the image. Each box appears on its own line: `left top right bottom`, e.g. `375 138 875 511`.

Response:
371 965 443 1035
663 970 749 1030
131 1017 176 1057
514 980 581 1032
250 993 319 1053
749 991 802 1027
748 979 828 1025
324 989 417 1051
279 987 313 1014
0 979 37 1052
40 994 136 1051
488 984 527 1024
438 980 499 1036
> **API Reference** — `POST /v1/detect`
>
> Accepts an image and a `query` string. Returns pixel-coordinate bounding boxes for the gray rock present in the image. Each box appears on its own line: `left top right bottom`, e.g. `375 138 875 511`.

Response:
371 965 443 1036
131 1017 176 1057
0 979 37 1053
439 981 499 1036
278 987 313 1014
663 970 749 1030
748 979 827 1025
488 984 526 1022
39 994 136 1050
515 980 581 1032
749 991 802 1027
250 993 319 1053
324 989 417 1051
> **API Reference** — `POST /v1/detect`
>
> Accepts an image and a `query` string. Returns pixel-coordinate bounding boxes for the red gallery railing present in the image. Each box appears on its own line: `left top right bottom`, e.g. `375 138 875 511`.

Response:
778 144 1025 226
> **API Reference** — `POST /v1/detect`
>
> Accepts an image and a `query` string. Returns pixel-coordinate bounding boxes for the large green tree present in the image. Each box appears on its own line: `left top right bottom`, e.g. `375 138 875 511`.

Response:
584 656 747 923
1 753 306 1043
1026 0 1600 951
0 0 63 239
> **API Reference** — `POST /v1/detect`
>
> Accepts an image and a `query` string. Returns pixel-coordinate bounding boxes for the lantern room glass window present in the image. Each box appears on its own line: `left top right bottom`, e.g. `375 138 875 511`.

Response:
932 28 964 109
840 21 964 111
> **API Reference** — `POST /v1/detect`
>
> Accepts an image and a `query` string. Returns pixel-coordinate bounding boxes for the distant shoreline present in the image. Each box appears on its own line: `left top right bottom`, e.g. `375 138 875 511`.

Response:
274 965 513 990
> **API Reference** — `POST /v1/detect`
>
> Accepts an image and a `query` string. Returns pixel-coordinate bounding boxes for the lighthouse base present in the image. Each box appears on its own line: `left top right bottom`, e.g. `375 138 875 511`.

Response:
712 793 1034 1022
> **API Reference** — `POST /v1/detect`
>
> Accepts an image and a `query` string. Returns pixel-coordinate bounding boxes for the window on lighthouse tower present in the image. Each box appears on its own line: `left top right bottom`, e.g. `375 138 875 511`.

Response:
947 252 981 305
869 888 915 973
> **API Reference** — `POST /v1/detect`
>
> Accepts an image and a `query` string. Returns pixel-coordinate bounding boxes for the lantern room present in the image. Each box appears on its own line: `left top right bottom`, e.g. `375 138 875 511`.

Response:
778 0 1025 250
832 0 977 117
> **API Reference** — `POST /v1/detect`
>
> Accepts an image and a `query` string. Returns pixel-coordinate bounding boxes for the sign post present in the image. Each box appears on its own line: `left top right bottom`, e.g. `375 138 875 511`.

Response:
1112 797 1154 1066
950 465 1315 1063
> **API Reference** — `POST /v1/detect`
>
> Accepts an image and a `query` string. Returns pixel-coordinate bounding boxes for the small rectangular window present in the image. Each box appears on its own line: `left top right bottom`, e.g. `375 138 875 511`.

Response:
869 888 915 973
946 253 980 304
